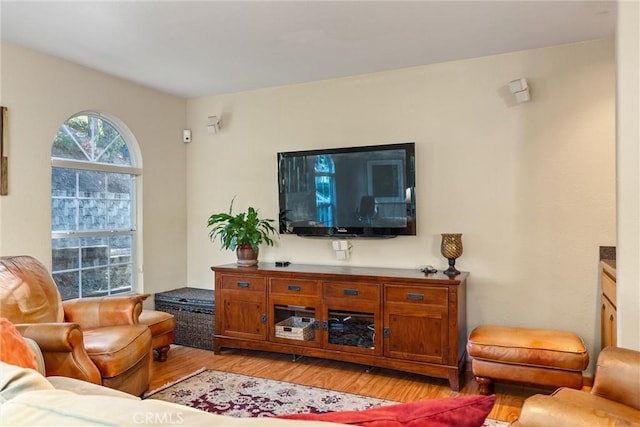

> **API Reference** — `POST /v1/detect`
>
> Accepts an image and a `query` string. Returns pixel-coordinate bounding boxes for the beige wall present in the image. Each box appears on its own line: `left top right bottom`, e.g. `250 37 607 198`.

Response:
2 33 632 369
616 1 640 350
0 43 188 299
187 39 617 371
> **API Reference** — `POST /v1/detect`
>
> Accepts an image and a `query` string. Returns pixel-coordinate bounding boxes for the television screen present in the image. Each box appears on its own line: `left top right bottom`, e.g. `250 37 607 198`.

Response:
277 142 416 237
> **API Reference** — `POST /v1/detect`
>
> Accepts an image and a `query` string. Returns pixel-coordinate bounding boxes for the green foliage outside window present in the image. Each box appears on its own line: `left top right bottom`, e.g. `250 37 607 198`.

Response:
52 115 131 165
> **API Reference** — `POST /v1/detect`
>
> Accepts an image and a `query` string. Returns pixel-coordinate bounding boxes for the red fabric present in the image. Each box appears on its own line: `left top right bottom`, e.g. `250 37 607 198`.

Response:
277 394 496 427
0 317 38 370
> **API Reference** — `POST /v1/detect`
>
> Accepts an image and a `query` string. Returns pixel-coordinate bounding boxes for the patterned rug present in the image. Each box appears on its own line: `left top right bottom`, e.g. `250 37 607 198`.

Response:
146 369 509 426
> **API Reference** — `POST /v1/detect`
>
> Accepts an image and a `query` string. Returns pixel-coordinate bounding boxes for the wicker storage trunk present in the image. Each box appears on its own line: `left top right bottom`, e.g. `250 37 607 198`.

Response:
154 287 215 350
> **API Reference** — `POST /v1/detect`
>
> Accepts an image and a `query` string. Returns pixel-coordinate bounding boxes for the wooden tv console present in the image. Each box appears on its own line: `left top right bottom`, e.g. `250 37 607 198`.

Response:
211 263 468 391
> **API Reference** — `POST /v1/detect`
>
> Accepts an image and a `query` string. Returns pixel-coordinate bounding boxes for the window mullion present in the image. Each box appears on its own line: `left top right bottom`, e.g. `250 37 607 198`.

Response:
105 172 111 296
62 125 91 161
51 159 142 176
77 246 82 299
75 171 80 231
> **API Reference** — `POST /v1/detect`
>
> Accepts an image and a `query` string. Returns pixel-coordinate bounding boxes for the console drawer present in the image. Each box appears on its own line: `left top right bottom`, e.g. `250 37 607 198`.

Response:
219 275 266 292
270 278 321 296
384 285 447 306
324 282 379 301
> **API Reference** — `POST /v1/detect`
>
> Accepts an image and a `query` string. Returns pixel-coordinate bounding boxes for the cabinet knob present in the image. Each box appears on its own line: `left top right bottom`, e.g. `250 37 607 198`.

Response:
343 289 359 296
237 281 250 288
287 285 302 291
260 314 267 324
406 293 424 301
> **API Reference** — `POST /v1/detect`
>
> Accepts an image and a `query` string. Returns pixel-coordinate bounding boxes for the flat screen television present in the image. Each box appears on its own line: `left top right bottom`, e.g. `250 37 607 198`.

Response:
277 142 416 237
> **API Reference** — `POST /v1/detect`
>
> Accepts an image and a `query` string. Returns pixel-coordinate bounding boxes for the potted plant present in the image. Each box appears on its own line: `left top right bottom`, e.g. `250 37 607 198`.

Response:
207 199 278 266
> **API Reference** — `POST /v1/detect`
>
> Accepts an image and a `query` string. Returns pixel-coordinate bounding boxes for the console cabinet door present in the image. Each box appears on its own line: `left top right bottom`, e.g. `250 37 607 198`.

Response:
217 274 267 341
383 284 448 364
323 281 382 355
601 294 617 349
600 270 617 350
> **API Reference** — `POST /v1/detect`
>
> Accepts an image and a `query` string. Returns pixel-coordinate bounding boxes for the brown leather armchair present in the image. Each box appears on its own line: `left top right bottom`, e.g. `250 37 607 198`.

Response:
512 346 640 426
0 255 152 396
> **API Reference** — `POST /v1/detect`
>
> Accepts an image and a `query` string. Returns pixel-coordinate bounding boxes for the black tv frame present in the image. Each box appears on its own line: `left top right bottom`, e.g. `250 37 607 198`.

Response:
277 142 416 238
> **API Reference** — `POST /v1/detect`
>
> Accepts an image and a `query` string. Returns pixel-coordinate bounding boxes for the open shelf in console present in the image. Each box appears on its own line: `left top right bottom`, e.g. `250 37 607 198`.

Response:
272 304 319 344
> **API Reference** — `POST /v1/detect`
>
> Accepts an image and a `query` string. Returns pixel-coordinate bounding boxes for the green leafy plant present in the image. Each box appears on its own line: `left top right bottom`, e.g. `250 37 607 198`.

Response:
207 199 278 252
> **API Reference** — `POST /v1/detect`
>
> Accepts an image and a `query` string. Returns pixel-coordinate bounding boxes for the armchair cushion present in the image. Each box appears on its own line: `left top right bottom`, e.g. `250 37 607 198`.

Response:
81 325 151 378
0 318 37 370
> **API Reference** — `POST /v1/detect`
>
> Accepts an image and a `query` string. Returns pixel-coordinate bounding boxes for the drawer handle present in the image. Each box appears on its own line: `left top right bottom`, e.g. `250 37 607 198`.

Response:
343 289 359 296
237 282 250 288
287 285 302 291
406 293 424 301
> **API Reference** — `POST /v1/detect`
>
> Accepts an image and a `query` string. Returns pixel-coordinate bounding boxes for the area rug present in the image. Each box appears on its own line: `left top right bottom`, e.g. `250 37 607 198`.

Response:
146 369 509 426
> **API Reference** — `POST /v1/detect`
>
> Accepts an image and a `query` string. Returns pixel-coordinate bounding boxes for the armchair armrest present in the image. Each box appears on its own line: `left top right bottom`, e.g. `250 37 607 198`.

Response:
62 295 145 328
15 323 101 385
591 347 640 410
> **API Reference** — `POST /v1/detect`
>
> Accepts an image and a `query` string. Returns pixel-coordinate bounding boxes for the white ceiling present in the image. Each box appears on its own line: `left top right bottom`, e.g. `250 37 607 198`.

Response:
1 1 616 99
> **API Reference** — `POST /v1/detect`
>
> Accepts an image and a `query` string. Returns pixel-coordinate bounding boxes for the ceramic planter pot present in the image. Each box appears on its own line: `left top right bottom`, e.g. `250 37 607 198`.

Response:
236 245 258 266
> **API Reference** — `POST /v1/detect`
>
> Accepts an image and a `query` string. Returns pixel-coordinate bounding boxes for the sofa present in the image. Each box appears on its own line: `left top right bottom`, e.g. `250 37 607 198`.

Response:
512 346 640 426
1 316 496 427
0 360 498 427
0 360 352 426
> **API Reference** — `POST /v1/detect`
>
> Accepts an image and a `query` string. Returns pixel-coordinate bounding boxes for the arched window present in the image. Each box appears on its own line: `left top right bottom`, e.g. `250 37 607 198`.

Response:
314 155 336 227
51 113 141 300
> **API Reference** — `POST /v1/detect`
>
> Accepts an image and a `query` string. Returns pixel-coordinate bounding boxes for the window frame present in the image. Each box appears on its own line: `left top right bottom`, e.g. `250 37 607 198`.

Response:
51 113 142 299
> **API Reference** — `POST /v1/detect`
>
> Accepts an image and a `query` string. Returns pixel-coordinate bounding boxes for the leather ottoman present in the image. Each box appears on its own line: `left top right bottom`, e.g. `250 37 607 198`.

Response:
138 310 175 362
467 325 589 394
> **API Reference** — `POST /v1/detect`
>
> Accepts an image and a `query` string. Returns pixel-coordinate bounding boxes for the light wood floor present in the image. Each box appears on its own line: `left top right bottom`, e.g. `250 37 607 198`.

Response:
149 345 572 424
